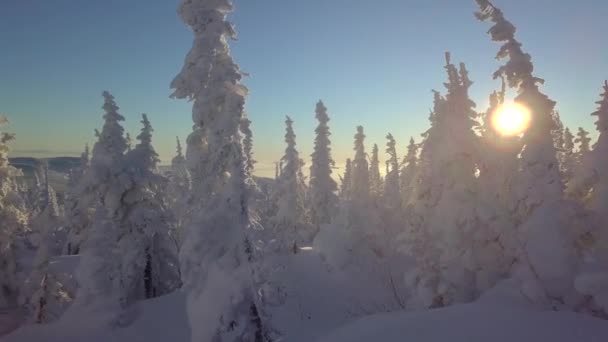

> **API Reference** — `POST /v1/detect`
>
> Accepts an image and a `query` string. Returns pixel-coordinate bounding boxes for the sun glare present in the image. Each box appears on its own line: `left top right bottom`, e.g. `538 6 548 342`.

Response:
491 102 531 136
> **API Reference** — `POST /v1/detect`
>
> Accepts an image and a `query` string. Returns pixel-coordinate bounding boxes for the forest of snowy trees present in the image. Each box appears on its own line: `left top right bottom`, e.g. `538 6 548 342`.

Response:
1 0 608 341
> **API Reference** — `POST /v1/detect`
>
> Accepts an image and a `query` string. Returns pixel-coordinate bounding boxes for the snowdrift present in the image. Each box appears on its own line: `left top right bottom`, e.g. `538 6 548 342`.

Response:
319 281 608 342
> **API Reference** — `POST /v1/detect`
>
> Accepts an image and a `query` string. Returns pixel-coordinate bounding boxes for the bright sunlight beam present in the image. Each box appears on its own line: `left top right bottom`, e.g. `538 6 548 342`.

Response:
491 102 531 136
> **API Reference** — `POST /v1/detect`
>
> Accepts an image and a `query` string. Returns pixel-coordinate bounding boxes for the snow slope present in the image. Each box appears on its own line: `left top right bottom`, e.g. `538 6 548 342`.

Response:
319 281 608 342
3 292 189 342
5 257 608 342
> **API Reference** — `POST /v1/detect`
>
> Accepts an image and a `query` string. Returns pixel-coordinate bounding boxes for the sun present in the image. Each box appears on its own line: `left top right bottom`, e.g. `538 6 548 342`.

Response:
491 102 531 136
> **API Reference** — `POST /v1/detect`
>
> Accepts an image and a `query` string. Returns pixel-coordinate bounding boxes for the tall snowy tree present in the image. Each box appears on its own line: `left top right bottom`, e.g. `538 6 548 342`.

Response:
351 126 370 202
476 0 585 305
125 132 133 152
383 134 400 207
340 158 353 201
22 176 65 323
404 53 497 308
399 137 418 207
588 81 608 221
65 144 91 254
84 91 128 216
573 81 608 315
369 144 382 196
576 127 592 156
68 205 122 319
275 116 308 251
562 127 576 183
241 117 255 177
168 136 191 244
69 92 131 317
118 114 181 304
0 117 28 309
552 111 565 153
171 0 272 340
569 81 608 221
309 100 338 227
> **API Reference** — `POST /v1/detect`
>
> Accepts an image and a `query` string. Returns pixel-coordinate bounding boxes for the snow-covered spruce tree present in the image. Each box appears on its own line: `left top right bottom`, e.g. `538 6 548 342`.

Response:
125 132 133 152
574 80 608 315
24 163 47 216
569 82 608 219
552 111 575 183
369 144 382 197
404 53 499 308
82 91 128 217
351 126 370 203
476 0 586 306
343 125 374 238
171 0 273 340
576 127 592 157
118 114 181 304
587 81 608 221
562 127 576 184
338 125 388 270
399 137 418 207
476 84 522 268
68 91 129 317
0 117 28 309
402 92 445 309
274 116 309 252
241 117 255 177
383 134 400 208
168 137 191 245
65 144 91 254
309 100 338 227
552 111 565 154
67 205 121 320
568 127 594 202
22 176 65 323
340 158 353 201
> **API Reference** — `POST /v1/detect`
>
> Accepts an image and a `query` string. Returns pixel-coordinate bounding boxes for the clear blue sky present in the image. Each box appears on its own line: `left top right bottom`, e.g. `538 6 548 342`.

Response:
1 0 606 177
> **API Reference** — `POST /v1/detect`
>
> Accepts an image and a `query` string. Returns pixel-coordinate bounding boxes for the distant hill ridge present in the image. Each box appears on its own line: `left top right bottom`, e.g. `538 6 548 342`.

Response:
9 156 81 175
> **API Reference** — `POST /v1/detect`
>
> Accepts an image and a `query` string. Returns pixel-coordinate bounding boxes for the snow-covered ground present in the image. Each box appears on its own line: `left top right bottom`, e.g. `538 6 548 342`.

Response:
6 277 608 342
320 280 608 342
5 251 608 342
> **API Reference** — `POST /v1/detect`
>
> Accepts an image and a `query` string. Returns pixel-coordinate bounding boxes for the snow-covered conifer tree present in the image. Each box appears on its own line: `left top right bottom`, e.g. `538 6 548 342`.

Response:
125 132 133 152
399 137 418 207
241 118 255 177
0 117 28 309
569 82 608 221
171 0 272 339
67 93 133 317
274 116 308 251
476 0 585 305
404 53 494 308
23 180 65 323
562 127 576 183
588 81 608 221
576 127 592 156
69 205 121 318
351 126 370 202
84 91 128 216
168 137 191 244
369 144 382 196
309 101 338 227
573 81 608 314
340 159 353 201
119 114 180 304
65 145 91 254
383 134 400 207
552 111 565 153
